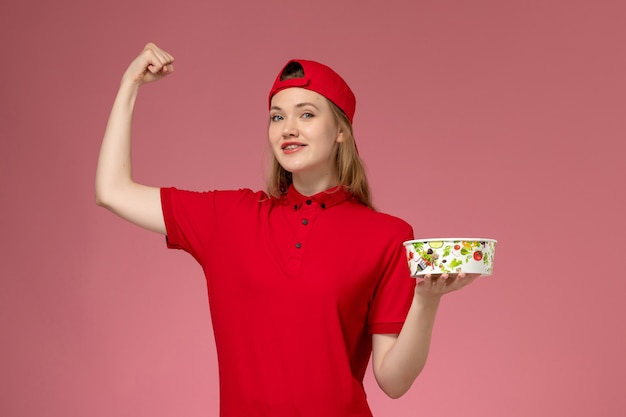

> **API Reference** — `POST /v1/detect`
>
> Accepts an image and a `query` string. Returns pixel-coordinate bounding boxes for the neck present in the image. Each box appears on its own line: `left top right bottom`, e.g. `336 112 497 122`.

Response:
291 172 340 196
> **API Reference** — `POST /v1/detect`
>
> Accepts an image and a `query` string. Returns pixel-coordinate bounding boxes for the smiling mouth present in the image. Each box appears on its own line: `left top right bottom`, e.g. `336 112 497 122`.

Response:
282 144 306 151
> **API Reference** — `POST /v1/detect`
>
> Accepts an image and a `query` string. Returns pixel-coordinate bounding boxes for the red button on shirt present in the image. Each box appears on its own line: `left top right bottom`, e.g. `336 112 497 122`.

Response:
161 185 415 417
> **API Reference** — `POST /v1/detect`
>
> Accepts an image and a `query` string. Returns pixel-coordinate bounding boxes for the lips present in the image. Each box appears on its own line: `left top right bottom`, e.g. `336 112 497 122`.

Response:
281 142 306 151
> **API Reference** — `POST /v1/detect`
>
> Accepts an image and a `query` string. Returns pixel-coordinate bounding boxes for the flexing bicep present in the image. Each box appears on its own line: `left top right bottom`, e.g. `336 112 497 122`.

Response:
96 182 166 235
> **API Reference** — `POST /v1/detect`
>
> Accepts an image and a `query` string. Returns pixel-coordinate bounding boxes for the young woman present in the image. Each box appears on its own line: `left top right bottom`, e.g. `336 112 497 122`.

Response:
95 43 477 417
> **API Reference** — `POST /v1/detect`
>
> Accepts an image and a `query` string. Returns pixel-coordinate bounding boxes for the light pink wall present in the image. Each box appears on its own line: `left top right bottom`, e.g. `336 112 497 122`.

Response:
1 0 624 416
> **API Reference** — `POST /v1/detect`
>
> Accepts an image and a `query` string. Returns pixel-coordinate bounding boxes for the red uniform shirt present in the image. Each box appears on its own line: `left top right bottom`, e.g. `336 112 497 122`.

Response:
161 185 415 417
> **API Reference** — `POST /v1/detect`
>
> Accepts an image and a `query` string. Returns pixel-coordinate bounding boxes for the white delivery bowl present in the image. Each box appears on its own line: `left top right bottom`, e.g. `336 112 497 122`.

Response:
403 238 497 277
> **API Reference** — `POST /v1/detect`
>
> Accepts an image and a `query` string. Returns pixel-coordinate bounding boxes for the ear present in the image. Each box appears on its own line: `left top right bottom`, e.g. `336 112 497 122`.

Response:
335 124 345 143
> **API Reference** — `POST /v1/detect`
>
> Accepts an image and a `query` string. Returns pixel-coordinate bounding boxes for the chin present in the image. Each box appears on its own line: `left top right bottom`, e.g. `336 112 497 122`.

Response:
277 160 305 174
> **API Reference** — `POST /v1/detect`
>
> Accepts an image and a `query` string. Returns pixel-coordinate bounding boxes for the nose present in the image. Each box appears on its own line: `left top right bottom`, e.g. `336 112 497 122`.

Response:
283 128 298 137
282 119 299 138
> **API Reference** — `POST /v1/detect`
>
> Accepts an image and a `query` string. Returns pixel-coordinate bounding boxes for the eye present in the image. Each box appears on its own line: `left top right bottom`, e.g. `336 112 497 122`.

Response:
301 112 314 119
270 114 283 122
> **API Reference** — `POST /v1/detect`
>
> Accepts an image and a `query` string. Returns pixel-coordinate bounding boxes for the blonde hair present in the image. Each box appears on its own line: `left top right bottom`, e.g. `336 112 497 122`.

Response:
266 99 373 209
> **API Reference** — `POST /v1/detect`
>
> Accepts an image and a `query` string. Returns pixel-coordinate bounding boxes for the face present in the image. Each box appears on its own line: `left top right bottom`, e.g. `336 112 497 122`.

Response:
269 88 344 186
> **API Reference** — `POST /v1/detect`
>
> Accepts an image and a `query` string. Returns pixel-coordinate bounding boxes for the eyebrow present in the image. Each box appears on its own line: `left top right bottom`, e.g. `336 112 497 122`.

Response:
270 102 320 111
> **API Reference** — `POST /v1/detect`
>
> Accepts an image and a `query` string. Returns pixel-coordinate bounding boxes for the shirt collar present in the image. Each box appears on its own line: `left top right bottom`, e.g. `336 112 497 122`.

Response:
284 184 352 210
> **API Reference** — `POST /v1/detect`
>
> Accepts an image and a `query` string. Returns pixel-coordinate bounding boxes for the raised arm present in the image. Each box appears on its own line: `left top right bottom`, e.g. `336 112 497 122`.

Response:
95 43 174 235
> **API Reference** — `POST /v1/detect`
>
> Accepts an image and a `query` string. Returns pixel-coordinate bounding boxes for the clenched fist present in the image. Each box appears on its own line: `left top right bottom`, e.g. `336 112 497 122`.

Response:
122 42 175 85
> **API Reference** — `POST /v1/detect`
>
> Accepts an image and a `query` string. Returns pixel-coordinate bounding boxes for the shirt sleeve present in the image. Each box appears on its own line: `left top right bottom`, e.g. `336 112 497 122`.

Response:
160 187 217 265
367 219 415 334
160 187 267 266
